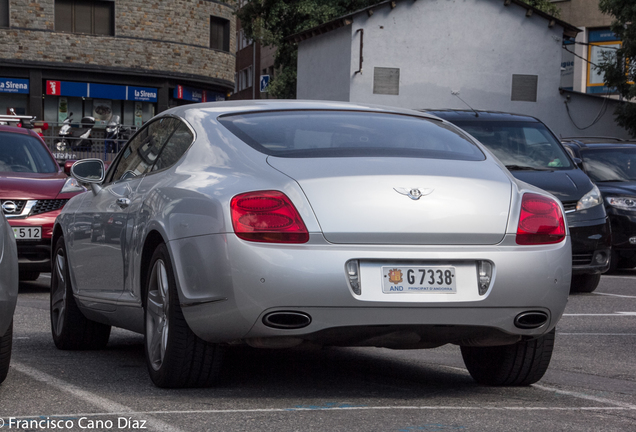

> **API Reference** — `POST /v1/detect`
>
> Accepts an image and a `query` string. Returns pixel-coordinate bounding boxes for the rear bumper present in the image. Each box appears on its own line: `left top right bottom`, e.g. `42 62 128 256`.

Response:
243 307 553 348
171 233 571 347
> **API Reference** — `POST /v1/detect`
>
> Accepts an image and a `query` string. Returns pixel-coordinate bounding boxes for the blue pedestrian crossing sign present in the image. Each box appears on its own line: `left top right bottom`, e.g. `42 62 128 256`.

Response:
260 75 270 93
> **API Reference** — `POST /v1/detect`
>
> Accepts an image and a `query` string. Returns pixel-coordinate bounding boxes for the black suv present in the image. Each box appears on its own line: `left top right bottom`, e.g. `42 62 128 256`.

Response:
562 138 636 271
427 110 611 293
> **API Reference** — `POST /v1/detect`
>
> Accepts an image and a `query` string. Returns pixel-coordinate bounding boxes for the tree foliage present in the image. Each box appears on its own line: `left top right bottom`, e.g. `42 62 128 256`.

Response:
526 0 561 18
237 0 378 99
598 0 636 136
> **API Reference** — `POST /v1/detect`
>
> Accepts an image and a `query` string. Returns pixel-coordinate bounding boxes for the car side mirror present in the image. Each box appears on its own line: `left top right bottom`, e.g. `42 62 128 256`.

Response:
71 159 105 194
63 160 76 175
572 157 584 169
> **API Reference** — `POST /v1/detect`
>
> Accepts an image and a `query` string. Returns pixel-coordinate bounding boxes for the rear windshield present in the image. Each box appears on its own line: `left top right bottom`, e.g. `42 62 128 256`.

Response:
0 132 58 173
451 120 573 171
580 147 636 182
218 110 485 161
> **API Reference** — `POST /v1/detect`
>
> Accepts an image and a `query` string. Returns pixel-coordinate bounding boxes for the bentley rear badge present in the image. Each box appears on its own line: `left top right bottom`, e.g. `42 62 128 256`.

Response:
394 187 434 200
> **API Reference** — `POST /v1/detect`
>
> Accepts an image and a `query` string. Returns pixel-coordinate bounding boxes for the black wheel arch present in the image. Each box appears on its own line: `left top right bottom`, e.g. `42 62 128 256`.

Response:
51 223 65 266
140 230 167 308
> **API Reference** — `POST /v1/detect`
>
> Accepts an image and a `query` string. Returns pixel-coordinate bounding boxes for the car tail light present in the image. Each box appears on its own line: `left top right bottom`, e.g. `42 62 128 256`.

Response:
230 191 309 243
516 193 565 245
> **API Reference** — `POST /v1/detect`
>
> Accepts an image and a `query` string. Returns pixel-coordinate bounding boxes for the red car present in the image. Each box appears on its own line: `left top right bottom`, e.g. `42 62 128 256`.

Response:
0 125 85 280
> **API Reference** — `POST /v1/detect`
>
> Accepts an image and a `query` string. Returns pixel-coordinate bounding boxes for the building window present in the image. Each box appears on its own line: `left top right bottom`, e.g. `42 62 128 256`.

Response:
55 0 114 36
238 66 252 91
237 28 251 51
210 16 230 52
0 0 9 28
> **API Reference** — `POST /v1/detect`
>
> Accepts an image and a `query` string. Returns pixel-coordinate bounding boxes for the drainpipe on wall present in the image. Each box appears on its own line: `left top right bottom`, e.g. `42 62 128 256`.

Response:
253 41 256 99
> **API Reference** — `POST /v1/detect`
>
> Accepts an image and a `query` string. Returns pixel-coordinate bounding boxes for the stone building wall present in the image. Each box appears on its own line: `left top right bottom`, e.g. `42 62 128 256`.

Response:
1 0 235 84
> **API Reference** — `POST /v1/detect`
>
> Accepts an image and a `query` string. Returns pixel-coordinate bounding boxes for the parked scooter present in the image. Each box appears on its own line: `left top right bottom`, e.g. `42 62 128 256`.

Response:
55 113 96 152
104 115 131 153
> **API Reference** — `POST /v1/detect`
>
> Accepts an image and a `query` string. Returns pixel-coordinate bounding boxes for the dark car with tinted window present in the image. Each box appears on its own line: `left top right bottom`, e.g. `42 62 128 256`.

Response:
426 111 610 292
563 138 636 270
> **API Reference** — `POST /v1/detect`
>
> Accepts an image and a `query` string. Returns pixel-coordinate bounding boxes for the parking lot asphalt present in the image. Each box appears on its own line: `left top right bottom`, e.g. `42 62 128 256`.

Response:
0 272 634 432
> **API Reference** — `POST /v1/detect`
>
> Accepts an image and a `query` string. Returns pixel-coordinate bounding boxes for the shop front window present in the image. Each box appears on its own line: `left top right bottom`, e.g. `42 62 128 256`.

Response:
55 0 114 36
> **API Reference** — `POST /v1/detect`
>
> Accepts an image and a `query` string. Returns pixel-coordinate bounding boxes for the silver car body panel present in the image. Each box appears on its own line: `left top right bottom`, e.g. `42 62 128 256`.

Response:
0 213 19 336
267 156 512 245
55 100 572 349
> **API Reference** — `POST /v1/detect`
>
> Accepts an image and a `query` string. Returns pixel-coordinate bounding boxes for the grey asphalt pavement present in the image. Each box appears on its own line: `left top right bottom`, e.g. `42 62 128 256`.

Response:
0 272 634 432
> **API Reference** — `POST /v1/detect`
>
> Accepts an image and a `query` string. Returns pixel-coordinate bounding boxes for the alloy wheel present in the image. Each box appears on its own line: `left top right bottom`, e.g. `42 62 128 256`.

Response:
51 247 67 338
146 259 170 371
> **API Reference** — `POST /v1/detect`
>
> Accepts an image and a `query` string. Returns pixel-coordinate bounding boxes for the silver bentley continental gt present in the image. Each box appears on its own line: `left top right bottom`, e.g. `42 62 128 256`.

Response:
0 212 19 384
51 101 571 388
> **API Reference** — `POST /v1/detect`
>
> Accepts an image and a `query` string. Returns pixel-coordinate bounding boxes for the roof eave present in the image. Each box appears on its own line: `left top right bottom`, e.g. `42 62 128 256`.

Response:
287 0 580 44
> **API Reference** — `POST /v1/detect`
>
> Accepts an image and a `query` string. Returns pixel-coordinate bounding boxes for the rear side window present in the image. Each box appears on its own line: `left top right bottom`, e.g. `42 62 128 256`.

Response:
110 117 179 182
152 121 194 172
0 132 58 173
219 111 485 161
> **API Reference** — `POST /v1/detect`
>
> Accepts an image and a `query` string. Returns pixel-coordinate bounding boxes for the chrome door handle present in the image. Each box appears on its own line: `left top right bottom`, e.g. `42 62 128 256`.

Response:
116 198 130 209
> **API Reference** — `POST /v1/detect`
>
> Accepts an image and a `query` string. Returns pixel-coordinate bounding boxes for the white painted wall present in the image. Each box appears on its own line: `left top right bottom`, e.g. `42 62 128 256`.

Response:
297 25 352 102
297 0 631 138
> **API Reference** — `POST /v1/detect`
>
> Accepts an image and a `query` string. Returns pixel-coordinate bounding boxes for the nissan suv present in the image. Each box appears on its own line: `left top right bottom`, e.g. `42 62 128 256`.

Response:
0 124 85 280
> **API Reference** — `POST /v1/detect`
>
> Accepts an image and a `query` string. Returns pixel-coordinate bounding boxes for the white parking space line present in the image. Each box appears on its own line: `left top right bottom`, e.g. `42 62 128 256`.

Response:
11 362 183 432
558 333 636 336
562 312 636 316
9 362 635 424
438 365 636 410
4 405 634 421
534 384 636 409
592 292 636 299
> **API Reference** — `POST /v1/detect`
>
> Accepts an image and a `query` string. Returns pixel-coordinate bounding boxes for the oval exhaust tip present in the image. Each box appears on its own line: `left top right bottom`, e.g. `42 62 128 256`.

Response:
514 311 549 329
263 311 312 329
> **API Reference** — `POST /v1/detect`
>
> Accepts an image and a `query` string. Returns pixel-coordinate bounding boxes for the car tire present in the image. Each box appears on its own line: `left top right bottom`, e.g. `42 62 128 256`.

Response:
460 329 555 386
50 236 111 350
144 243 224 388
19 271 40 281
570 273 601 293
0 321 13 384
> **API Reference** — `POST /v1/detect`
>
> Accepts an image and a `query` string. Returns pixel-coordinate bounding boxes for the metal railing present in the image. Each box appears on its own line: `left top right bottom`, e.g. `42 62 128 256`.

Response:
39 121 138 163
